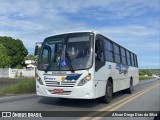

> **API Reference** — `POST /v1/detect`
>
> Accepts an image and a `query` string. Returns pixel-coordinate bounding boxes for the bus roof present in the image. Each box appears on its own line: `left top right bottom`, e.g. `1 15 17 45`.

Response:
49 30 100 36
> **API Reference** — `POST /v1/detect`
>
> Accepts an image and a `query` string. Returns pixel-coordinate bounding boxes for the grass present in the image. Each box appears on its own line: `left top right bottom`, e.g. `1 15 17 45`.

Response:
139 76 154 80
0 79 36 95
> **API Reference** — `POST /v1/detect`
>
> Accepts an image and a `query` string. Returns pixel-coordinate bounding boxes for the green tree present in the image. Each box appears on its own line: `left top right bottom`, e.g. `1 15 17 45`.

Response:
139 69 153 76
0 36 28 68
0 44 12 67
25 54 37 62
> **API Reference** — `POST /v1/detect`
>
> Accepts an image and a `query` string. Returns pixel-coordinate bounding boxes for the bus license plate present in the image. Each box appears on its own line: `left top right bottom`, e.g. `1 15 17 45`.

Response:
54 89 64 93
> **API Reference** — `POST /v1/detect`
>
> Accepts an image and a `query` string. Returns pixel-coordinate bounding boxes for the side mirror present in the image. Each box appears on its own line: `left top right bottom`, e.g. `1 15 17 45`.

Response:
34 42 42 56
34 45 38 56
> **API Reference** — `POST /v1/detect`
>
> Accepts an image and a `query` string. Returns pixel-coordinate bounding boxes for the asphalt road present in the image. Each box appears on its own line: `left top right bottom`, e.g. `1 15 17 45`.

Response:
0 79 159 120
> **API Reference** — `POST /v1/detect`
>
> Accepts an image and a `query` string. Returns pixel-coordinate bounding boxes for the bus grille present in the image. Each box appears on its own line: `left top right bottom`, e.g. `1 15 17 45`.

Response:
45 81 76 87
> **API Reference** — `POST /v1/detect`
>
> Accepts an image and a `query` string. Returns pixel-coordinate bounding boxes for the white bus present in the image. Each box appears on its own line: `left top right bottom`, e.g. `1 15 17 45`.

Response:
35 31 139 103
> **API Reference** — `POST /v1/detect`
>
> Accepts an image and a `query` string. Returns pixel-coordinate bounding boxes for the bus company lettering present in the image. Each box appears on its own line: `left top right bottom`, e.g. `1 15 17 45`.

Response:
44 76 56 81
116 64 129 75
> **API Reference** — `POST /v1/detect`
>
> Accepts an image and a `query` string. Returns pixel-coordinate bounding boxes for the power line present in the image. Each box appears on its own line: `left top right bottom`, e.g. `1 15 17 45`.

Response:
0 20 37 32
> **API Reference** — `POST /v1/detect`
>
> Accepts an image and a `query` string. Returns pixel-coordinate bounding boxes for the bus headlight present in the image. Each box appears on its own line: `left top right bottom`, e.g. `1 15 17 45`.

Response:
77 74 91 86
36 75 44 85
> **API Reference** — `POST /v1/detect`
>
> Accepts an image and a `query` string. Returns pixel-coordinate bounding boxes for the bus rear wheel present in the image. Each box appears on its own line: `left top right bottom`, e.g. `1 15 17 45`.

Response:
101 80 113 104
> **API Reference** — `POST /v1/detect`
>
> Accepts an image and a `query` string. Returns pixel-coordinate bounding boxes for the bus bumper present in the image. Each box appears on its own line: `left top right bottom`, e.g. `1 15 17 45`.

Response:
36 81 95 99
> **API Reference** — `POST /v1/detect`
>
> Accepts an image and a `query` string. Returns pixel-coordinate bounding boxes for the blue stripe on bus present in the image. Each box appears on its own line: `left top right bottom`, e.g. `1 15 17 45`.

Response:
65 74 82 80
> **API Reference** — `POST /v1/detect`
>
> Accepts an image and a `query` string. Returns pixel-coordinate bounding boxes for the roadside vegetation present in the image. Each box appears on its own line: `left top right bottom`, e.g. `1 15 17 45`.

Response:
139 69 158 80
139 76 154 80
0 79 36 95
139 69 153 76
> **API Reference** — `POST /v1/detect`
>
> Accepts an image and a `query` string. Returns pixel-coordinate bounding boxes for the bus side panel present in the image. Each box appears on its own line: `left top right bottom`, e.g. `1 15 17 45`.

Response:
124 66 139 89
94 62 116 98
112 63 126 92
94 64 106 98
94 62 139 98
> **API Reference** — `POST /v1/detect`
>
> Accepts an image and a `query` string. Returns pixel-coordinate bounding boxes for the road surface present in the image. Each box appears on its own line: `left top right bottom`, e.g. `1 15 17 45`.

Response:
0 79 159 120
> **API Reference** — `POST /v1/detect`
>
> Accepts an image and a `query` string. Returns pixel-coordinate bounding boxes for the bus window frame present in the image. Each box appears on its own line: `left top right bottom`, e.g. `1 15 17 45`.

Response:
97 34 138 68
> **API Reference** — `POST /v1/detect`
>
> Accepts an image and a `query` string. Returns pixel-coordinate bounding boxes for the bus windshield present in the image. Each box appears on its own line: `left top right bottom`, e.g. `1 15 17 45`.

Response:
38 33 93 71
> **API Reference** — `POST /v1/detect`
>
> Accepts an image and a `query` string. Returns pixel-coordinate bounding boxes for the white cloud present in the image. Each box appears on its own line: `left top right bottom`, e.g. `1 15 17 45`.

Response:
49 0 159 19
0 0 42 16
0 0 159 19
97 25 158 38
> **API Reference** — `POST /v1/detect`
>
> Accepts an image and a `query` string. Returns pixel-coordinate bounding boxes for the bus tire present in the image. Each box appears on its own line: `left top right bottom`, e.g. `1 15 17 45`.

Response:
126 79 133 94
101 80 113 104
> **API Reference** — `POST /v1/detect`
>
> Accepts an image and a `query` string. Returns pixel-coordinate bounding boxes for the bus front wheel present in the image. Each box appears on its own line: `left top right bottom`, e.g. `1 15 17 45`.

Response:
101 80 113 104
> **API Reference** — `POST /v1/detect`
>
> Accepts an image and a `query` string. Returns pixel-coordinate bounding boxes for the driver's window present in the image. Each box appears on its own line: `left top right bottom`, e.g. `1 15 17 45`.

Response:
95 39 104 62
95 38 105 71
41 49 49 63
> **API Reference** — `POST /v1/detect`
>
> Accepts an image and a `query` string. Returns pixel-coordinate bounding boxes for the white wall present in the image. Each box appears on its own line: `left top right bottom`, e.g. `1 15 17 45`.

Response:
9 68 36 78
0 68 9 78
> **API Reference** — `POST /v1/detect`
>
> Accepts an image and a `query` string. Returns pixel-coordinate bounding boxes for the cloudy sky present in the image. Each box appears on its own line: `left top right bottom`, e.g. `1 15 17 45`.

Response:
0 0 159 68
